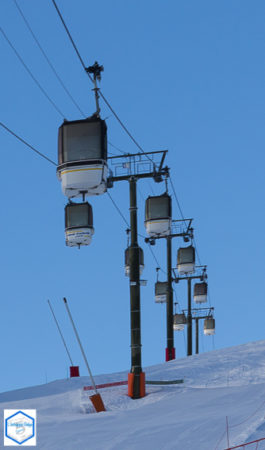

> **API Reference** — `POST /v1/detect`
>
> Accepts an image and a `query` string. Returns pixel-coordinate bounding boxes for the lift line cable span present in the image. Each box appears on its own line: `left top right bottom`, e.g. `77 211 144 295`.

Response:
169 175 206 276
2 120 166 275
1 119 164 274
5 3 198 280
192 236 202 266
2 8 127 162
0 122 57 166
12 0 86 118
169 176 186 224
106 191 130 228
51 0 154 164
3 8 197 287
51 0 89 75
147 243 166 275
191 237 213 308
5 2 200 277
108 140 127 155
0 121 129 170
173 287 187 352
136 184 166 272
0 27 65 119
9 2 128 155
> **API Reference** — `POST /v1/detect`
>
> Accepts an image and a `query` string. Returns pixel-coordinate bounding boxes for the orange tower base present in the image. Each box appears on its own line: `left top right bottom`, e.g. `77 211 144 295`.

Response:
128 372 145 398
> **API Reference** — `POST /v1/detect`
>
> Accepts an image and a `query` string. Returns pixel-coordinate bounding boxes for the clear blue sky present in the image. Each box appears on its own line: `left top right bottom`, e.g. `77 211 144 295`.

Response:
0 0 264 392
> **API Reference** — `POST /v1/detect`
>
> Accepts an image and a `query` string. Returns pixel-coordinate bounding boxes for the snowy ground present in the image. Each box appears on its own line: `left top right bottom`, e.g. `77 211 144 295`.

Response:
1 341 265 449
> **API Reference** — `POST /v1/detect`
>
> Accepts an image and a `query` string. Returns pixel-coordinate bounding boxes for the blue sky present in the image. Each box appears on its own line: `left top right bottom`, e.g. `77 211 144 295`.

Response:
0 0 264 392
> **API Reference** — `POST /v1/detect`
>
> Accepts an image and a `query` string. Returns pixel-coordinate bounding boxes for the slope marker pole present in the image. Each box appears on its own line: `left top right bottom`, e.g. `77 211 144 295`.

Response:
47 300 74 365
63 297 106 412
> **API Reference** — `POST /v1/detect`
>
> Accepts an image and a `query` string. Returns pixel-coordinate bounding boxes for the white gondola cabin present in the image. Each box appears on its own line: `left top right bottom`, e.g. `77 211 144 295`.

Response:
204 317 215 335
177 246 195 275
65 202 94 247
194 282 208 304
125 247 144 277
145 193 172 237
155 281 168 303
57 116 108 198
173 313 186 331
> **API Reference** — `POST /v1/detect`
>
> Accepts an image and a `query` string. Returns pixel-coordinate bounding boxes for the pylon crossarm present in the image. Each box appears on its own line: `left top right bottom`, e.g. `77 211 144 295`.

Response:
182 306 214 320
173 265 207 283
107 149 168 161
107 150 169 183
144 218 193 243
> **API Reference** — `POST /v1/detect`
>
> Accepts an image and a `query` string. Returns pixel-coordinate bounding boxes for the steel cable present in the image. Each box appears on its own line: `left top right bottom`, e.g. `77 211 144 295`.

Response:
0 27 65 119
0 122 57 166
51 0 155 164
13 0 86 117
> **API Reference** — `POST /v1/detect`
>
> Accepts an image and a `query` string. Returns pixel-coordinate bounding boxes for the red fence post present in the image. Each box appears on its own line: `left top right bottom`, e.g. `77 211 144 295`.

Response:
226 416 230 449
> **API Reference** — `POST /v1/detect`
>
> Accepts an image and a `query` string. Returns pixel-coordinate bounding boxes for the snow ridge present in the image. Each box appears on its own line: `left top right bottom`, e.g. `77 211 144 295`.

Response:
1 340 265 449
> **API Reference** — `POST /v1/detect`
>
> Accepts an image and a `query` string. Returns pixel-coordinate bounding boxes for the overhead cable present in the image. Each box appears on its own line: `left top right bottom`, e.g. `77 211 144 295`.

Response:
51 0 154 163
2 120 167 276
169 176 205 271
108 140 127 155
0 122 57 166
0 26 65 119
147 244 166 275
193 237 202 266
169 176 186 224
147 243 161 269
13 0 86 117
1 119 163 273
13 1 138 164
51 0 90 75
107 191 130 228
97 90 149 157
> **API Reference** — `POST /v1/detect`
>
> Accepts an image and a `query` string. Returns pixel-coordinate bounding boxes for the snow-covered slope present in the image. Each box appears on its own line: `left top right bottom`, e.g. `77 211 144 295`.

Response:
1 341 265 449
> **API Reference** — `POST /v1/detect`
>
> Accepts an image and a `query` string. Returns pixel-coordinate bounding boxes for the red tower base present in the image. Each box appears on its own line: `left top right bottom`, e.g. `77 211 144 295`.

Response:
128 372 145 398
165 348 176 361
70 366 80 377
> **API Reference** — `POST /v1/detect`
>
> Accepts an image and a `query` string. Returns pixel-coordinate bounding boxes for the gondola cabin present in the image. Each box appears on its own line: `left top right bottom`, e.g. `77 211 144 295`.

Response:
204 317 215 335
177 245 195 275
65 202 94 247
194 282 208 304
145 193 172 236
173 313 186 331
155 281 168 303
57 117 108 198
125 247 144 277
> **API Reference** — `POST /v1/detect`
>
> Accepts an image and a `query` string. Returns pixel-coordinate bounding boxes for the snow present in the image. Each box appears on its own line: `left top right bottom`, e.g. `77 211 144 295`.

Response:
1 340 265 449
